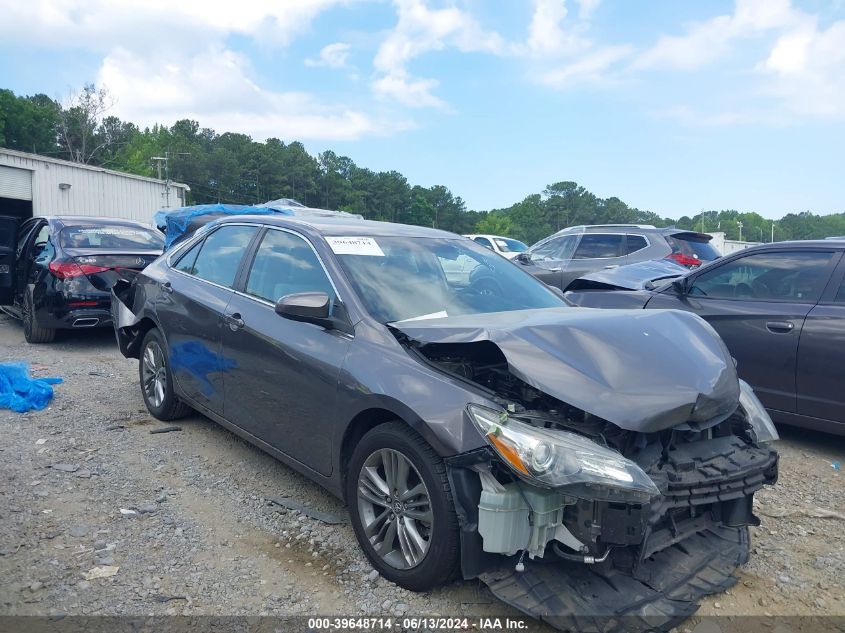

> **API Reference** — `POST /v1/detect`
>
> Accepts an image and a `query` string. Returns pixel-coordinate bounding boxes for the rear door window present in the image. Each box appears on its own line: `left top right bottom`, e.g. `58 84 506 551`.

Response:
189 225 258 288
690 251 835 302
573 234 624 259
626 234 648 254
665 234 720 262
173 240 203 275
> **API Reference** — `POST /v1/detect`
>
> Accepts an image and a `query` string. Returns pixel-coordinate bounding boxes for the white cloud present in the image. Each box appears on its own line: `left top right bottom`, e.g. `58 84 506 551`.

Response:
372 0 505 107
0 0 414 141
521 0 629 88
633 0 845 121
0 0 353 50
576 0 601 21
99 46 408 141
761 19 845 118
305 42 352 68
536 45 633 88
634 0 801 70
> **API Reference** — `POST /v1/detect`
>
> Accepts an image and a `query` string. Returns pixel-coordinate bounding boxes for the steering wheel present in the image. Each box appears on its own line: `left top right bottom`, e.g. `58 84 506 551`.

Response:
469 276 504 298
734 282 755 299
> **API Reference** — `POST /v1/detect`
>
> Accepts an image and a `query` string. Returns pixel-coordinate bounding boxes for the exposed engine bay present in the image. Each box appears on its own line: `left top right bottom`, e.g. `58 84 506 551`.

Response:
401 334 779 632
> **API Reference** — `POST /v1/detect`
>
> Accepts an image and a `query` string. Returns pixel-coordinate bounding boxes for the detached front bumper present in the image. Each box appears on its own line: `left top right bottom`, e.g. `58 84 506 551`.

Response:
447 435 778 633
480 525 748 633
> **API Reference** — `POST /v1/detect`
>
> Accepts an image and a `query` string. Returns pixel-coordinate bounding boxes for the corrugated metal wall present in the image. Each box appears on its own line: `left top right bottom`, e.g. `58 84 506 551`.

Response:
0 150 188 224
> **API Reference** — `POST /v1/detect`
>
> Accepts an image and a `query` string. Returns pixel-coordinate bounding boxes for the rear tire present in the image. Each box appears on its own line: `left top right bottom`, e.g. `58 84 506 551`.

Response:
347 421 460 592
139 328 192 420
22 289 56 344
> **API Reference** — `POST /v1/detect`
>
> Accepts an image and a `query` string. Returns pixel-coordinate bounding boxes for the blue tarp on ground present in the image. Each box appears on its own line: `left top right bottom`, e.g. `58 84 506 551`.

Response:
0 363 62 413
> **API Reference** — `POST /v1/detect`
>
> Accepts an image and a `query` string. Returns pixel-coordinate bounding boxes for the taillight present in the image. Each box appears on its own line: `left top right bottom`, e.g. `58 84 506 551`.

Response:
666 252 701 267
48 261 111 279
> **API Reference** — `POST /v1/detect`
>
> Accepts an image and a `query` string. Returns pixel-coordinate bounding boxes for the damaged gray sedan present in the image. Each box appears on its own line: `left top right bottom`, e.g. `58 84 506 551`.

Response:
112 215 778 631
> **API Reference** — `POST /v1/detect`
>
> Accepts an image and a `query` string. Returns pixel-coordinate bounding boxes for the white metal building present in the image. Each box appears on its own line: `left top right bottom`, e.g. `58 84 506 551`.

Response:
706 231 763 256
0 148 189 224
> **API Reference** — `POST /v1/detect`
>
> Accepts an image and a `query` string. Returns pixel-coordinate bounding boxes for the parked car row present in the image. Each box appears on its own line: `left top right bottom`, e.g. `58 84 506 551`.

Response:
6 209 834 629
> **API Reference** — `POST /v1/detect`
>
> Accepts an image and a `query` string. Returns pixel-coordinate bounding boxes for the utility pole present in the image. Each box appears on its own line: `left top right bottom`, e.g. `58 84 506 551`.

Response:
737 221 743 242
152 152 191 208
771 222 776 243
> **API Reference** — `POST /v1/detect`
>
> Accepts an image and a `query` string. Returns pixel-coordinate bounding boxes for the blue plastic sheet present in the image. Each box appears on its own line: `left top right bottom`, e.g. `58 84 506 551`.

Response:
0 363 62 413
154 204 290 249
154 201 363 250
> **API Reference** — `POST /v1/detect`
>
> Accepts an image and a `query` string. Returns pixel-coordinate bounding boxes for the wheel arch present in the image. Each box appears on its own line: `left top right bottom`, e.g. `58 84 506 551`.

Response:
339 408 399 504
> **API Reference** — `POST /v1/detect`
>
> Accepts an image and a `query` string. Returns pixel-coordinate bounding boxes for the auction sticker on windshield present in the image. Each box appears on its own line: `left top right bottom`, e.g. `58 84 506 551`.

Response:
326 236 384 256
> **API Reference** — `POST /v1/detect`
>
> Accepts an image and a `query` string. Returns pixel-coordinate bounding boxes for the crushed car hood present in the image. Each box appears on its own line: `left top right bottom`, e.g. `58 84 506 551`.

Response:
573 260 687 291
392 307 739 432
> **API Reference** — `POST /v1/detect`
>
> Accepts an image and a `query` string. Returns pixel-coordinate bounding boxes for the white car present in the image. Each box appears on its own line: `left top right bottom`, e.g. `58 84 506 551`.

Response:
463 234 528 260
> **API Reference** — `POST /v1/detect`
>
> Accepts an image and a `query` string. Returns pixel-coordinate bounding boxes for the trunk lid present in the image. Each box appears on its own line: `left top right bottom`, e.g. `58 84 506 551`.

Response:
63 248 161 291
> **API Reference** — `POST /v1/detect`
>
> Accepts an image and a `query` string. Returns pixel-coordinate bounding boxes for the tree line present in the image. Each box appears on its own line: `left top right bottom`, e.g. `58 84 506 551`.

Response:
1 85 843 244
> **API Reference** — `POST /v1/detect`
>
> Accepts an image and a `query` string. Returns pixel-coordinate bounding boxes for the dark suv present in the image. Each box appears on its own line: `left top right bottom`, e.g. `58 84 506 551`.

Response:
514 224 720 291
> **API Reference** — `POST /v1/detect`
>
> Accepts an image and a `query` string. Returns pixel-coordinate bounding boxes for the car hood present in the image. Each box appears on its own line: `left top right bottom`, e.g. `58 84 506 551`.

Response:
391 307 739 432
573 260 687 291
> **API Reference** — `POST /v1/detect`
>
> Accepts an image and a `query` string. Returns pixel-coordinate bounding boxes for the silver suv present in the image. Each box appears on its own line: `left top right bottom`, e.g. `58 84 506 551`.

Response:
514 224 720 291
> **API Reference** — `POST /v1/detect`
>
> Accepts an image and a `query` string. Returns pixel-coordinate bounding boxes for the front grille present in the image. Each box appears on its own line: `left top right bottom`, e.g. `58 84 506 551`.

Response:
656 436 778 510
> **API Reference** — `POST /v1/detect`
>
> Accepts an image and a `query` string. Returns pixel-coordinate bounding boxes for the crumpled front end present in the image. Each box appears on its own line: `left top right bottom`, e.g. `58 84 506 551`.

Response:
447 401 777 633
391 310 779 632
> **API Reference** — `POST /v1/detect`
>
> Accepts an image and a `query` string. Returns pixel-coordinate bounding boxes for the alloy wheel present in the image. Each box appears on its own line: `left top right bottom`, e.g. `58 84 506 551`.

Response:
357 448 433 570
142 341 167 408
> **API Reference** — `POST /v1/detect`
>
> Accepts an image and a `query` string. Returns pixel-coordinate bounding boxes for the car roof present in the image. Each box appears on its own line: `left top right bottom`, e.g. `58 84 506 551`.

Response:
39 216 156 229
214 214 462 239
726 240 845 252
465 233 517 240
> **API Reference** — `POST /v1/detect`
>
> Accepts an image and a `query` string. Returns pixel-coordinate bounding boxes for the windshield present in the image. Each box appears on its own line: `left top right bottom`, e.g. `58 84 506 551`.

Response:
494 237 527 253
333 236 564 323
61 225 164 250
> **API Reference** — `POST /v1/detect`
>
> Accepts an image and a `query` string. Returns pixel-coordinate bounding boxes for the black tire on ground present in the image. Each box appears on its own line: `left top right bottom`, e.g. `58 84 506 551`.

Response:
139 328 192 421
346 421 460 592
22 289 56 344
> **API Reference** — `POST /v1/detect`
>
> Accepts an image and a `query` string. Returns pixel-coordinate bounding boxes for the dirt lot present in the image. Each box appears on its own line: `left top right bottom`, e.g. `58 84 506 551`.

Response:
1 311 844 630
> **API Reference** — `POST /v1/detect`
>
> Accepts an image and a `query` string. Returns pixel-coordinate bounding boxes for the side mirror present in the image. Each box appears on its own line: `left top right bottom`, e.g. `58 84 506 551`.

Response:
275 292 332 326
515 252 531 264
671 278 687 295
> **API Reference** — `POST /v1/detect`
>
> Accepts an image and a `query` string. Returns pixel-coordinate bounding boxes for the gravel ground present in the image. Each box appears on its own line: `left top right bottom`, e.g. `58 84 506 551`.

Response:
1 312 844 629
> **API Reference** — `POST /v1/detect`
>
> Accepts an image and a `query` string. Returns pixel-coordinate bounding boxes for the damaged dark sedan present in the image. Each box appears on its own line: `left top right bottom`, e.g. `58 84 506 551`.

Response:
112 215 778 631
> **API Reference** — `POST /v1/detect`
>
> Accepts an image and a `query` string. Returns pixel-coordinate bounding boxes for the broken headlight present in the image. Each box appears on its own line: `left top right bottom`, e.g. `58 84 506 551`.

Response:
739 379 778 443
467 404 660 502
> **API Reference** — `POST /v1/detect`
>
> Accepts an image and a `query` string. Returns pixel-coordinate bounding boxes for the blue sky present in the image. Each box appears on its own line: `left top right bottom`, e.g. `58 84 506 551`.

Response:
1 0 843 219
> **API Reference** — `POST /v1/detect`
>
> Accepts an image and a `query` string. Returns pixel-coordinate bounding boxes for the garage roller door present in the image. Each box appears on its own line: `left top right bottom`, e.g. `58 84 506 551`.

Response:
0 165 33 200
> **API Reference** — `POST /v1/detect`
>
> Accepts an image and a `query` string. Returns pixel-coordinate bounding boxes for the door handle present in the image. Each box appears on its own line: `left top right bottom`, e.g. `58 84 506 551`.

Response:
161 281 173 294
766 321 794 333
224 312 245 331
604 265 619 269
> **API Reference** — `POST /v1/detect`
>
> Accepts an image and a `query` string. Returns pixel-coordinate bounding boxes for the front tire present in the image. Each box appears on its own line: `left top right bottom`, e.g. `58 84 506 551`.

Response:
22 289 56 344
347 422 460 592
139 328 191 420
